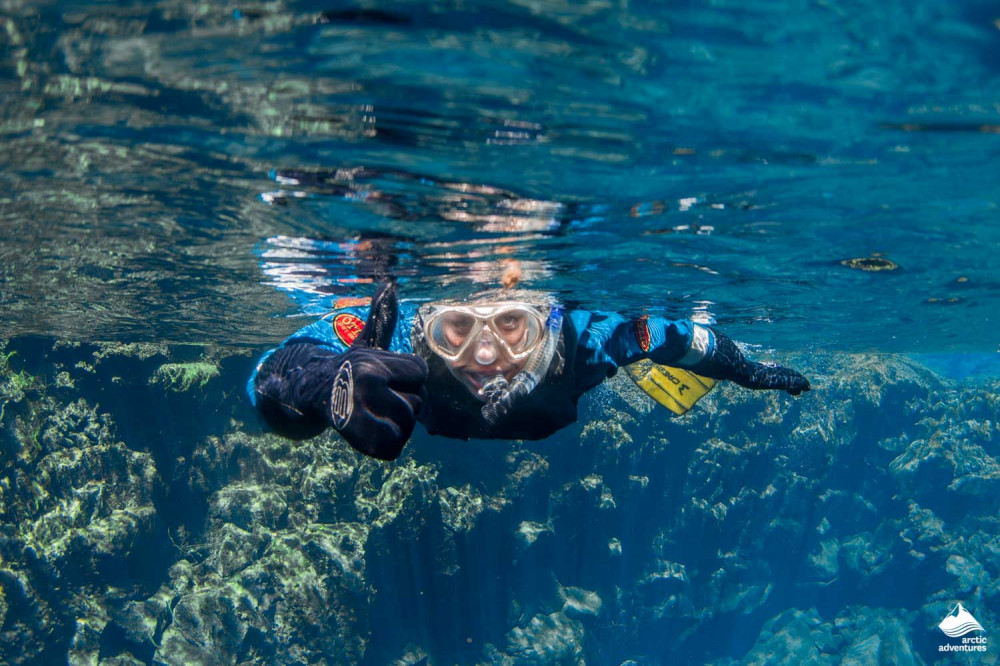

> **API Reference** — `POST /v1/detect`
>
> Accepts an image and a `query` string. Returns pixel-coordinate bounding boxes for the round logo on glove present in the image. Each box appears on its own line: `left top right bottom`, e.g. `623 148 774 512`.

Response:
330 361 354 430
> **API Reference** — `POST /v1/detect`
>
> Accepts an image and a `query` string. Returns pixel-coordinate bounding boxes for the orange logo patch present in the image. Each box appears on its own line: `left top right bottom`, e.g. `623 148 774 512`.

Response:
635 315 651 352
333 313 365 346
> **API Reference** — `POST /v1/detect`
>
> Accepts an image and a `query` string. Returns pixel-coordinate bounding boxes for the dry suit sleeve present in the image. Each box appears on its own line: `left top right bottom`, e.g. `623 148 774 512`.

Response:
569 311 714 389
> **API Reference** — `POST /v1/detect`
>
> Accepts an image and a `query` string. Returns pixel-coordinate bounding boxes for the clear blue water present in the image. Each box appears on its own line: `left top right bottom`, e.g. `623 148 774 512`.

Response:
1 1 999 664
2 0 998 353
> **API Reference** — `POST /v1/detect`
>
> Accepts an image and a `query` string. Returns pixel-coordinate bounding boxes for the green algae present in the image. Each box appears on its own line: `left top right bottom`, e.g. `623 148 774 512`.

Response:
580 407 635 448
0 348 40 427
151 362 219 392
364 460 439 529
1 349 32 390
93 342 168 363
210 482 289 530
5 369 34 396
438 484 486 532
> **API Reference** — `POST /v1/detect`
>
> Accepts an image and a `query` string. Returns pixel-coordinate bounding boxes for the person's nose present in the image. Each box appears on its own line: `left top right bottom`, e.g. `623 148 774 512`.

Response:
474 331 498 365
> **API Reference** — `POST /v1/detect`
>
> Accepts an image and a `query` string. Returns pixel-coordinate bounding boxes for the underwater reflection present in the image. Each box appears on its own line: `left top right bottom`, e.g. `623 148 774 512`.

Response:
260 166 565 234
259 233 554 310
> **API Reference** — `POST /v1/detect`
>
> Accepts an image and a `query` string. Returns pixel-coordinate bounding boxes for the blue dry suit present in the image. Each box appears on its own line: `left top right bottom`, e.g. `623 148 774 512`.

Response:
248 301 714 442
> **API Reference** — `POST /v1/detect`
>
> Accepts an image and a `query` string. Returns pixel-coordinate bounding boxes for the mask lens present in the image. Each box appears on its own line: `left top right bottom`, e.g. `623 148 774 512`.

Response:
423 303 548 362
428 311 479 357
488 307 544 358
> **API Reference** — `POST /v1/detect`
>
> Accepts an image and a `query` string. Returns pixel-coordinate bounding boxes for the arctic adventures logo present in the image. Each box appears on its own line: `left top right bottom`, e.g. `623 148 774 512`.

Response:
938 603 988 653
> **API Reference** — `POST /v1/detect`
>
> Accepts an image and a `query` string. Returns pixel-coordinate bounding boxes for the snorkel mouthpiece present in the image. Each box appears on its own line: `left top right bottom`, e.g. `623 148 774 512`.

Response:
480 374 511 423
481 306 563 426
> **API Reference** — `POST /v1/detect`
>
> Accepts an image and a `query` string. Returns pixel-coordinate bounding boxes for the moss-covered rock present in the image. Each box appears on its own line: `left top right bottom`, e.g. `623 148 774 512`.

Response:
505 611 586 664
0 366 162 665
151 362 220 392
2 342 999 665
438 484 486 532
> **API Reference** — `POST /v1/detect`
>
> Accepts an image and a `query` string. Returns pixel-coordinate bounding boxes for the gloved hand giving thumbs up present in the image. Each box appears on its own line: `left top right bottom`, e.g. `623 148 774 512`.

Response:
254 282 428 460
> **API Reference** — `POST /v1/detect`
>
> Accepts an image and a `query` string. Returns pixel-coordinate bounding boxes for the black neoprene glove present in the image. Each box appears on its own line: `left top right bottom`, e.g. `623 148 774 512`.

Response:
693 329 811 396
254 282 428 460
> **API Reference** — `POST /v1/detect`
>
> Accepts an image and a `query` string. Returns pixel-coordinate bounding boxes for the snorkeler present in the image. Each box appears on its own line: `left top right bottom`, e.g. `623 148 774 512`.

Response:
249 282 810 460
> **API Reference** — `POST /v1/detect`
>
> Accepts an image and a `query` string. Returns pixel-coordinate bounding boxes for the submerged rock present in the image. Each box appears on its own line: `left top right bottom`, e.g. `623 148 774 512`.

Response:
559 584 602 619
739 608 838 666
2 342 997 665
518 520 553 548
506 611 586 665
738 606 918 666
438 484 486 532
0 352 163 664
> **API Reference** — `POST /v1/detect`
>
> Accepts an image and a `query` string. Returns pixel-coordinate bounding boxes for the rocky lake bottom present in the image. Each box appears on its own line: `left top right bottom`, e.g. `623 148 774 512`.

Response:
0 338 997 665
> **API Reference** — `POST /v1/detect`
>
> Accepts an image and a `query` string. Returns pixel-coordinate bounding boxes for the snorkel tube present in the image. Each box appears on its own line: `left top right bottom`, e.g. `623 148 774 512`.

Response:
481 306 563 426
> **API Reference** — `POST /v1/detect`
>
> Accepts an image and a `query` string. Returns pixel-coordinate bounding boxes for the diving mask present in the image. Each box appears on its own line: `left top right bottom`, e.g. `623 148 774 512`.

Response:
421 302 549 364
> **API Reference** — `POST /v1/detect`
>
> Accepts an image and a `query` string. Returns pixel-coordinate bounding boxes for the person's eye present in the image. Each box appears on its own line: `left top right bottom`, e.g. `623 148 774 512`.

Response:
448 316 474 333
497 314 523 330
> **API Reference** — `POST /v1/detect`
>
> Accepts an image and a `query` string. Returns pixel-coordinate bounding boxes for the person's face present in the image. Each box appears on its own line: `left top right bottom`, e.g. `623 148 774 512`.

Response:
438 310 533 398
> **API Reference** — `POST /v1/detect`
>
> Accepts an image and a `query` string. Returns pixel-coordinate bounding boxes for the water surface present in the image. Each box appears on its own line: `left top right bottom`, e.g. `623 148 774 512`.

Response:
2 0 998 354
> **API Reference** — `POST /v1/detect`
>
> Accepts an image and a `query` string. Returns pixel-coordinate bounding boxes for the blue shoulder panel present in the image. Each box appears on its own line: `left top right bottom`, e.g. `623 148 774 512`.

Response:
569 310 705 391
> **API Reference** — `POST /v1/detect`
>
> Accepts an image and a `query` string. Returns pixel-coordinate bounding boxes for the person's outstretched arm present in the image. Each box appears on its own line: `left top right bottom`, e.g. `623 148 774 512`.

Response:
686 328 810 395
573 312 809 395
252 283 428 460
